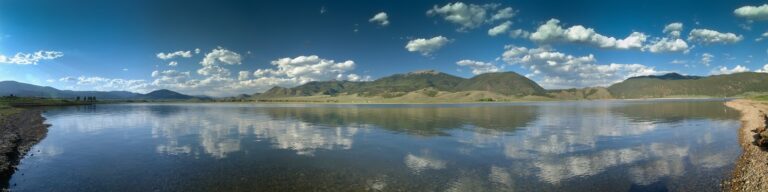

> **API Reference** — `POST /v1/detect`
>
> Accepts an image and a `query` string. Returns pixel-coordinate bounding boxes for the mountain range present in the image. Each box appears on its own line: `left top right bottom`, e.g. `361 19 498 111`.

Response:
4 70 768 101
0 81 199 100
257 70 768 100
260 70 546 98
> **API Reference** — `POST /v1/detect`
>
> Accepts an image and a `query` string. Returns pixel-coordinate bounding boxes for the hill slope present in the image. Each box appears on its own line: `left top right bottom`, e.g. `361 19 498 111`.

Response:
138 89 196 100
258 70 548 98
608 72 768 98
455 72 545 96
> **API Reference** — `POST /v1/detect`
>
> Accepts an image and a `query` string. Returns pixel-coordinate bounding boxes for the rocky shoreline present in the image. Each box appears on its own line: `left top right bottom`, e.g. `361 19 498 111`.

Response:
0 109 49 189
724 99 768 191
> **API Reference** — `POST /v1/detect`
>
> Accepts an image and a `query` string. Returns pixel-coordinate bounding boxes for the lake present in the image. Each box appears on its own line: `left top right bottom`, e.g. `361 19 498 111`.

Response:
10 99 740 191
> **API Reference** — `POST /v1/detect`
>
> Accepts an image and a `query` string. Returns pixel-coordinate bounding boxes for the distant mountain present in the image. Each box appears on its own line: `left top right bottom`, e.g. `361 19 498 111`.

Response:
608 72 768 98
455 72 545 96
0 81 196 100
259 70 547 98
627 73 702 80
353 70 465 96
138 89 195 100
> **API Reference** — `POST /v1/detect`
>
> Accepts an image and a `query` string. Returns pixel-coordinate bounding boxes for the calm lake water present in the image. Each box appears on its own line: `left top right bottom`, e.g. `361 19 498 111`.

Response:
11 99 740 191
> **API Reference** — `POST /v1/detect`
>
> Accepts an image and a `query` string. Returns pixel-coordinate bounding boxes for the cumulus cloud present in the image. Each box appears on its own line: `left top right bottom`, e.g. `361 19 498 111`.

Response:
168 61 178 67
662 22 684 38
368 12 389 26
711 65 749 75
197 65 231 77
427 2 512 31
488 21 512 36
509 29 531 39
645 38 690 53
254 55 359 83
756 64 768 73
529 19 647 50
456 60 503 75
238 71 250 81
0 51 64 65
405 36 452 55
734 4 768 20
156 50 192 60
688 29 743 44
201 47 242 66
61 76 152 92
152 51 367 96
644 22 689 53
756 32 768 42
501 45 660 88
701 53 714 66
491 7 516 21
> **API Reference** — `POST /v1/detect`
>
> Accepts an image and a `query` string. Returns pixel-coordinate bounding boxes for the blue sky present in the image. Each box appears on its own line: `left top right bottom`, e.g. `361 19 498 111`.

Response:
0 0 767 96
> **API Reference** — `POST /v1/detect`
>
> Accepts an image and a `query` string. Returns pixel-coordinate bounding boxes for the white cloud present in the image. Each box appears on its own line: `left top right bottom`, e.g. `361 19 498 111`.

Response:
405 36 451 56
238 71 250 81
643 22 690 53
509 29 531 39
529 19 647 50
734 4 768 20
688 29 743 44
670 60 688 64
642 22 690 53
156 50 192 60
427 2 501 31
501 45 660 88
168 61 178 66
197 65 231 77
701 53 714 66
662 22 683 38
0 51 64 65
369 12 389 26
488 21 512 36
711 65 749 75
256 55 357 82
194 48 201 54
645 38 690 53
756 32 768 42
756 64 768 73
153 54 366 96
491 7 516 21
201 47 242 66
67 76 152 92
456 60 503 75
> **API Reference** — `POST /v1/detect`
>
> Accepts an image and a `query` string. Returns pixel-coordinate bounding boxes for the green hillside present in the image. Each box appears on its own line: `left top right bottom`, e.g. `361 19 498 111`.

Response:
608 72 768 98
258 70 546 98
455 72 545 96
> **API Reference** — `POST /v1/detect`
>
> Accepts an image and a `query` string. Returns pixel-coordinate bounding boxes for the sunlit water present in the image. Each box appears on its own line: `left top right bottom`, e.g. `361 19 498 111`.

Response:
10 99 739 191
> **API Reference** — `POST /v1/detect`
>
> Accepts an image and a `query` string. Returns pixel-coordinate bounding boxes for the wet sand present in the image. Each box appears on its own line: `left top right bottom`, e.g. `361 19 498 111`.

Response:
724 99 768 191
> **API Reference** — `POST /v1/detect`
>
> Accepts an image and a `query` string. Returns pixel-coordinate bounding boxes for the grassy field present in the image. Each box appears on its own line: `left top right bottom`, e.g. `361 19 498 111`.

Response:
0 97 92 116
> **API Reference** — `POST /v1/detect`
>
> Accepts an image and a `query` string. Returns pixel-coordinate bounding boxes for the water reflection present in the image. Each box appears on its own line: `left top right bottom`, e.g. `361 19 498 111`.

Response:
15 100 739 191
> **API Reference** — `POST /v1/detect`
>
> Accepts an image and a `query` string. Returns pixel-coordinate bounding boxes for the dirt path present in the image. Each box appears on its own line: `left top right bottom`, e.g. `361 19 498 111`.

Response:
724 99 768 191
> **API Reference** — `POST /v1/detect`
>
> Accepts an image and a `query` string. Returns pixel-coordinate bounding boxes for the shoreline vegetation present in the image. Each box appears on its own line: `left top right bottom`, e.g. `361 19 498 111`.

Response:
724 99 768 192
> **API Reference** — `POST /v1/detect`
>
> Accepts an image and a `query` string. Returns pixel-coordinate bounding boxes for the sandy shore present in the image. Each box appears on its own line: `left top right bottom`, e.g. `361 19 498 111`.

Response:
724 99 768 191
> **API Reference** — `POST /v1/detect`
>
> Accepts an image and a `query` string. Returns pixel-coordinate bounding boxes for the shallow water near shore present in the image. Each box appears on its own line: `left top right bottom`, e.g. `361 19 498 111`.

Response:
10 99 740 191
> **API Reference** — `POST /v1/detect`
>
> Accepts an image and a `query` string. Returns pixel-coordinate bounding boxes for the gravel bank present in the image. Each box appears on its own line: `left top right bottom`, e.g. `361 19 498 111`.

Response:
724 99 768 191
0 109 49 189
